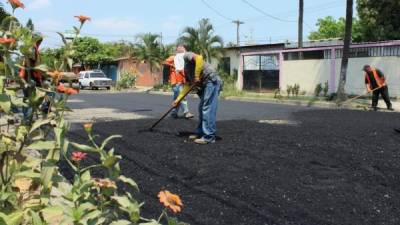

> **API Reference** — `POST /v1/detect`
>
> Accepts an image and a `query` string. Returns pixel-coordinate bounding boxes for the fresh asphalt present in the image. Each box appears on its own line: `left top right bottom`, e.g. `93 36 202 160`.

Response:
68 91 315 121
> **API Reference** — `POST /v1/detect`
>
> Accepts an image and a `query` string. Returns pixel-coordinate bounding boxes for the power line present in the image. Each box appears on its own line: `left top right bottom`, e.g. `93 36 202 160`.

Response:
241 0 297 23
200 0 234 21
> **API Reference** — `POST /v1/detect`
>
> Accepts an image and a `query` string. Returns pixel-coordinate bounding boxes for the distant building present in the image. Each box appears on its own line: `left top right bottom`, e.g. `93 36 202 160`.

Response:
221 39 400 96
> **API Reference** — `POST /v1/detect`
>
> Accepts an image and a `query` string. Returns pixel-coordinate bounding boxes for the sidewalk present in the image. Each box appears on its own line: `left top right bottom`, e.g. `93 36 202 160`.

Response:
147 89 400 112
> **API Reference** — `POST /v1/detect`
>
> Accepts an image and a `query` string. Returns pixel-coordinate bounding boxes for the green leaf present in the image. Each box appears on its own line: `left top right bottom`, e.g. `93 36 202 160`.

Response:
139 220 162 225
0 94 11 114
15 170 41 179
28 210 44 225
41 206 64 224
15 125 28 142
100 135 122 150
103 155 120 168
0 211 24 225
110 220 132 225
34 64 48 72
57 32 68 45
118 175 139 192
41 165 56 190
81 170 91 182
30 118 52 134
27 141 56 151
70 142 98 153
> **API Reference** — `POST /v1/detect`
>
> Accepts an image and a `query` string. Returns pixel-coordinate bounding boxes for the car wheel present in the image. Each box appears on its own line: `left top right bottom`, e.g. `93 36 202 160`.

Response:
90 82 95 90
79 83 83 90
106 86 111 90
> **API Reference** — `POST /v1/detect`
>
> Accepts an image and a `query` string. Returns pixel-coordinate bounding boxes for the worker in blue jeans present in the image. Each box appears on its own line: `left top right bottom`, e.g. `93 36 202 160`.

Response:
173 48 222 144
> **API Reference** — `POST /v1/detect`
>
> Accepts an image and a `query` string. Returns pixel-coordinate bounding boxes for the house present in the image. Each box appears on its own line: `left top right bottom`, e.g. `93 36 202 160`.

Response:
222 39 400 96
75 57 163 87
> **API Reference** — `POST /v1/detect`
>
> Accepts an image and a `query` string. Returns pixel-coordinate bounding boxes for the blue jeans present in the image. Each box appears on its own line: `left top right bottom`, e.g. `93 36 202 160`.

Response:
196 77 221 142
172 83 189 116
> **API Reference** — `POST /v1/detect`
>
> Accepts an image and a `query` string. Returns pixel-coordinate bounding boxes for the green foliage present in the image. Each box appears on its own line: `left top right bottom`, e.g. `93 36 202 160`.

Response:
286 85 292 97
117 72 136 90
308 16 363 42
273 89 282 99
357 0 400 41
72 37 114 67
292 84 300 97
0 6 184 225
26 19 34 31
323 81 329 97
314 83 323 97
178 18 223 62
136 33 165 72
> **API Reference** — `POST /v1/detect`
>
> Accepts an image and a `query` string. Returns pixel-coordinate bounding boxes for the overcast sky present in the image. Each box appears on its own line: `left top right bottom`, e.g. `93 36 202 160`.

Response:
4 0 350 47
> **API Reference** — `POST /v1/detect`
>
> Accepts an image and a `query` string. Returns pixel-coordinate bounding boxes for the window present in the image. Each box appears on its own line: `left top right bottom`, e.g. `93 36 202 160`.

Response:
90 72 106 78
84 74 89 79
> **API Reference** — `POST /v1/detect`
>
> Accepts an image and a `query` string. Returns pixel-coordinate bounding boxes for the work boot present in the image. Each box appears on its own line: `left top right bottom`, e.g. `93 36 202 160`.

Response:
387 106 394 111
184 112 194 119
194 138 215 145
373 107 378 111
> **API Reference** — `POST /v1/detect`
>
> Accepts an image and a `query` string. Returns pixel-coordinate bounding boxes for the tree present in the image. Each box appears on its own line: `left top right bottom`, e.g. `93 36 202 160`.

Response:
135 33 164 72
72 37 114 68
308 16 362 42
337 0 353 102
357 0 400 41
178 18 223 62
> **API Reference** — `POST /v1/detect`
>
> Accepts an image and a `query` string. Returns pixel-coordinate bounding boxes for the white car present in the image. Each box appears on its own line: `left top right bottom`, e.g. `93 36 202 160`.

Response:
78 70 112 90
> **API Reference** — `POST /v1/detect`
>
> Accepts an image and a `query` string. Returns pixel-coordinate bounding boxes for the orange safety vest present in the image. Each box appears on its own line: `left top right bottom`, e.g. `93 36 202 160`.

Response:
164 56 185 85
365 68 385 89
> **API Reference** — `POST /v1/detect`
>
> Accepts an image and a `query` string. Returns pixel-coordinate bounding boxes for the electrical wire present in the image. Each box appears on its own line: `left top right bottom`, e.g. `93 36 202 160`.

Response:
200 0 234 21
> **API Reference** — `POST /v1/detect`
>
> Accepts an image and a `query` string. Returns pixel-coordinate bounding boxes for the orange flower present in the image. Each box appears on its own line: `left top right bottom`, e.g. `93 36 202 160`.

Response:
83 123 93 133
158 190 183 213
8 0 24 9
0 37 16 44
93 178 117 189
75 15 91 24
57 84 79 95
47 70 63 83
71 151 87 162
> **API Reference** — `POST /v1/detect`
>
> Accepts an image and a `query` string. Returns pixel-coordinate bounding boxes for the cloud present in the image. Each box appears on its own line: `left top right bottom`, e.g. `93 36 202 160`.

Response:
28 0 51 10
93 17 142 32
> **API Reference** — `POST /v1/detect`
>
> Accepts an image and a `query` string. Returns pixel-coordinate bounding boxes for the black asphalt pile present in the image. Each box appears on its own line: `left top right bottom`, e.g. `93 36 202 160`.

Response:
67 109 400 225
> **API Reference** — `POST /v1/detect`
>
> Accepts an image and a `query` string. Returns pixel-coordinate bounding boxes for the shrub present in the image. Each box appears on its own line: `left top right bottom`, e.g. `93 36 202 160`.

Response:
323 81 329 97
314 83 323 97
286 85 292 97
0 5 184 225
274 88 282 99
292 84 300 97
117 72 136 90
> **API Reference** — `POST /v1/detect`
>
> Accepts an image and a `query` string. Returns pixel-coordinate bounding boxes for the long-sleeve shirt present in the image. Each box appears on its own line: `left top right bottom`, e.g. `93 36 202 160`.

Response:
364 68 385 89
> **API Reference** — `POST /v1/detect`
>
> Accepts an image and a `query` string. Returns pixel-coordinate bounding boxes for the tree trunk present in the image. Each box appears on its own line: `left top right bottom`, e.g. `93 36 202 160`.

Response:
337 0 353 102
298 0 304 59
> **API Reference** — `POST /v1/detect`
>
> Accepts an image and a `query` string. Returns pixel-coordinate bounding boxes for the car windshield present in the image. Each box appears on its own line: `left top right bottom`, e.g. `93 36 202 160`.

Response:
90 72 106 78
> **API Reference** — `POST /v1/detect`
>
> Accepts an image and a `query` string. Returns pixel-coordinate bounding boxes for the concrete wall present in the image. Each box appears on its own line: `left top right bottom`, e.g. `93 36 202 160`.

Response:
281 56 400 96
281 59 331 95
118 59 162 87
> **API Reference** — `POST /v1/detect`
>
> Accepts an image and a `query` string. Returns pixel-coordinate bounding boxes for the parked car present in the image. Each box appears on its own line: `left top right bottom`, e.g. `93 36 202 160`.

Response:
78 70 112 90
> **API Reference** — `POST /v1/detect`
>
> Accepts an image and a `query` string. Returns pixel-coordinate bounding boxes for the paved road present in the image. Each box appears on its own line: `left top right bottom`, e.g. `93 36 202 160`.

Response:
67 92 315 122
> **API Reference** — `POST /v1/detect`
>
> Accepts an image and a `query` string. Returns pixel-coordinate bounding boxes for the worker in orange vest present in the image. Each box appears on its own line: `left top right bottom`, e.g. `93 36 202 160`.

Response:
363 65 393 111
164 55 193 119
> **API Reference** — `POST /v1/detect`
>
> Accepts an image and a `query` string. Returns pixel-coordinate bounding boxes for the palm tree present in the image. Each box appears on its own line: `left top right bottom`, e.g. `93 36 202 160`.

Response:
337 0 353 102
178 18 224 63
135 33 164 73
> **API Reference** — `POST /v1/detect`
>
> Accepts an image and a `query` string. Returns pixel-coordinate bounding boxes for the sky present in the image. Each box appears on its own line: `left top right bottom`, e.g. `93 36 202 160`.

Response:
3 0 350 48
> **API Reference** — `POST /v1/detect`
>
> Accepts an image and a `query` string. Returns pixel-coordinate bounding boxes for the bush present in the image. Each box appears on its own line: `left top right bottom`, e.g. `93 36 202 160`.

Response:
292 84 300 97
314 83 323 97
286 85 292 97
117 72 136 90
0 6 184 225
274 88 282 99
323 81 329 97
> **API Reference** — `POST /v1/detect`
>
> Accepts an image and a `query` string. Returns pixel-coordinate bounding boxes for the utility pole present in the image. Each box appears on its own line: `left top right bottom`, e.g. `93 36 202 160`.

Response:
298 0 304 59
232 20 244 46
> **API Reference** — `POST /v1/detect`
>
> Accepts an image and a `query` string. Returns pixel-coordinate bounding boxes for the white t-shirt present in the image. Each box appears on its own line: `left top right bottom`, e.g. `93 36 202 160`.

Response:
174 53 185 71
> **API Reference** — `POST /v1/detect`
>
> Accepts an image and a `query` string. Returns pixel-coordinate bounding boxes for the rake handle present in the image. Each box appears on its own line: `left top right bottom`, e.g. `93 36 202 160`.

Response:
342 85 384 104
149 82 198 130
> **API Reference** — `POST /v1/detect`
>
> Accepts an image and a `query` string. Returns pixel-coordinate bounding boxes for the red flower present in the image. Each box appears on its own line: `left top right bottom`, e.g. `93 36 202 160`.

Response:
71 151 87 162
74 15 91 24
0 37 16 44
57 84 79 95
8 0 24 9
